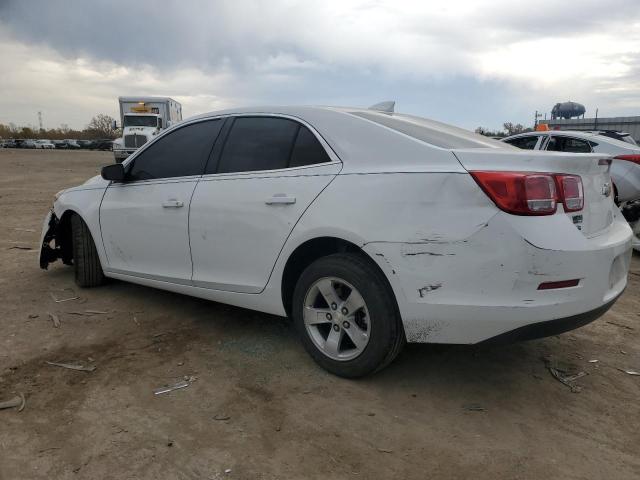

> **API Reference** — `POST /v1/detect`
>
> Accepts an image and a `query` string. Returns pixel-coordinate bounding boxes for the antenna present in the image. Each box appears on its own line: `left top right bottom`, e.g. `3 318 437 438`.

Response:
368 101 395 113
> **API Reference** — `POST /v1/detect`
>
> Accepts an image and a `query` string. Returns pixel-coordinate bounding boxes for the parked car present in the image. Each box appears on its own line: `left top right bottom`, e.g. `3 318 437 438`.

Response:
76 140 93 149
91 139 114 151
52 140 67 149
63 139 81 149
40 106 633 377
35 139 55 149
503 129 640 251
18 139 37 149
3 139 17 148
502 130 640 204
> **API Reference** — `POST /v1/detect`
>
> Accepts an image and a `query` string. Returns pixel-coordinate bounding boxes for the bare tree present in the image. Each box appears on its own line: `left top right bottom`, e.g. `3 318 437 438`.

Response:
86 114 119 139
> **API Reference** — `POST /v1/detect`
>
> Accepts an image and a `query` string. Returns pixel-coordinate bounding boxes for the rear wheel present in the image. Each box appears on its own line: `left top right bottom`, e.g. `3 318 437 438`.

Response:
71 215 105 287
292 253 404 378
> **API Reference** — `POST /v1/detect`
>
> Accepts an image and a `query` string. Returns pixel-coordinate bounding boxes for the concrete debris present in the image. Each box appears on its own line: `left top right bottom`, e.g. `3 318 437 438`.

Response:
0 393 26 412
45 361 96 372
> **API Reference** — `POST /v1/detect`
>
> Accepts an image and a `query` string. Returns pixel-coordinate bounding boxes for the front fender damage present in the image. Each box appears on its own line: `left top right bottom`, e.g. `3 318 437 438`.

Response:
40 212 72 270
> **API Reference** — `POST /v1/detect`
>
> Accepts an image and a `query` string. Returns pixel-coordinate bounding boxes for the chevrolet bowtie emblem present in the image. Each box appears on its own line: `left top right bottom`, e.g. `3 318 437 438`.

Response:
601 182 612 197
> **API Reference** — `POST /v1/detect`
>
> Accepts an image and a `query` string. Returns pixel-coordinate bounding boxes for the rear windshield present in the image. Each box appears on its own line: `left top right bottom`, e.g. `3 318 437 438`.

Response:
350 111 507 149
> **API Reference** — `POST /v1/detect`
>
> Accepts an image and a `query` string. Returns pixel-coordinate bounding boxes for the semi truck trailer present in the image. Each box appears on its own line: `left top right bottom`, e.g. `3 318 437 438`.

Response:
112 96 182 162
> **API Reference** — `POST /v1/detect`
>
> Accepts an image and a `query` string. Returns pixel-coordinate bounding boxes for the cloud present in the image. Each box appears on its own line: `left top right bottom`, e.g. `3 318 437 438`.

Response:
1 0 639 130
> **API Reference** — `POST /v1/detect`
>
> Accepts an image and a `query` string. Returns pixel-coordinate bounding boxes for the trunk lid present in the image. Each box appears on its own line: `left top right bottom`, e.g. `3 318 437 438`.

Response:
452 149 615 237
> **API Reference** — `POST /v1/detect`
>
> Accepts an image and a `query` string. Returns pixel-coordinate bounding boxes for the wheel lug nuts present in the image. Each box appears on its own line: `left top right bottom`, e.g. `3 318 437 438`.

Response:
333 324 340 332
342 321 350 329
326 313 332 320
331 303 337 310
341 307 348 315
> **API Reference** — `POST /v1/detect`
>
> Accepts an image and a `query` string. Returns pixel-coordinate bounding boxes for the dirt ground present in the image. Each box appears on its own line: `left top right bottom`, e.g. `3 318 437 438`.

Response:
0 149 639 480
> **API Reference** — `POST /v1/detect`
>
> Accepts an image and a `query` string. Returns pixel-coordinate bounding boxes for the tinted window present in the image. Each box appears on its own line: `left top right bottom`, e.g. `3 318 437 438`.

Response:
505 136 539 150
216 117 299 173
128 120 222 181
546 136 592 153
290 126 331 167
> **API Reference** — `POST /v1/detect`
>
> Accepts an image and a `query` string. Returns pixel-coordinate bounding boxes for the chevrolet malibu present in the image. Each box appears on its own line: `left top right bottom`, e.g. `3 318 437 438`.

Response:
40 105 633 377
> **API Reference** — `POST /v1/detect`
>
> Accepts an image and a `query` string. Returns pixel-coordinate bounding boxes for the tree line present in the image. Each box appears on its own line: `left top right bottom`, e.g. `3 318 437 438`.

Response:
475 122 533 138
0 114 119 140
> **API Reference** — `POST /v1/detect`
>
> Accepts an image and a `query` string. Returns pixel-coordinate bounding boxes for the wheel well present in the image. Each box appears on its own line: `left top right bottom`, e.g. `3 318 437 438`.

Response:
281 237 394 317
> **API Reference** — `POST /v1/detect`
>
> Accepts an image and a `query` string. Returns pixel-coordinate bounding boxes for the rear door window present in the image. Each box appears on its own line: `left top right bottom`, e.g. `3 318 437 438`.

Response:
546 136 592 153
289 126 332 167
504 136 540 150
213 117 331 173
127 119 223 181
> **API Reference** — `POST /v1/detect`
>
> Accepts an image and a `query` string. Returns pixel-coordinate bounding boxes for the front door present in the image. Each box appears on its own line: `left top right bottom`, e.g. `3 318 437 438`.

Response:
99 118 224 282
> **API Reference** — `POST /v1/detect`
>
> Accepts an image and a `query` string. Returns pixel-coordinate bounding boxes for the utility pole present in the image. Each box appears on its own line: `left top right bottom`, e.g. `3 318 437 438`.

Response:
594 108 598 130
37 111 43 132
534 110 542 128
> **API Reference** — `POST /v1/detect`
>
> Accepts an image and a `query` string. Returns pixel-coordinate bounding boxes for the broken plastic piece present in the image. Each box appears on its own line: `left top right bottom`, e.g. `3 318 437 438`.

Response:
153 380 190 395
0 393 25 412
45 361 96 372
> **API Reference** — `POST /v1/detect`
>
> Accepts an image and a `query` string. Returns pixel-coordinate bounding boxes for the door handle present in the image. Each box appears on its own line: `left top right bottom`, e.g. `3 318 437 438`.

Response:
162 199 184 208
265 194 296 205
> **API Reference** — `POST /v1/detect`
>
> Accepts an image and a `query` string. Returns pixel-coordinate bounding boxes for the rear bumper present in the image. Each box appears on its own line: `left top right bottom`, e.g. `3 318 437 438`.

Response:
364 213 633 344
479 291 622 345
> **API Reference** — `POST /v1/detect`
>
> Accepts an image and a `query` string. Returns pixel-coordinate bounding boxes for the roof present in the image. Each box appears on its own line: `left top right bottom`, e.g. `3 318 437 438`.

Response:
118 96 178 103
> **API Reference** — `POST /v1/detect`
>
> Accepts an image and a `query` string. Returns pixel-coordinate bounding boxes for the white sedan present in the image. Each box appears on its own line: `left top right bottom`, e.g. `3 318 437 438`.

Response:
40 106 633 377
503 130 640 251
502 130 640 203
35 139 55 149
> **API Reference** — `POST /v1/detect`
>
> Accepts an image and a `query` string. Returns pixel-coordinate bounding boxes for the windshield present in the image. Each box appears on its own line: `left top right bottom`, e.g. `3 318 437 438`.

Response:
124 115 158 127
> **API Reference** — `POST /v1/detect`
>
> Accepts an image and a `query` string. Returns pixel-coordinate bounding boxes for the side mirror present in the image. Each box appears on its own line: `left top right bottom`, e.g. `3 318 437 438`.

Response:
157 118 163 129
112 120 118 130
101 163 125 182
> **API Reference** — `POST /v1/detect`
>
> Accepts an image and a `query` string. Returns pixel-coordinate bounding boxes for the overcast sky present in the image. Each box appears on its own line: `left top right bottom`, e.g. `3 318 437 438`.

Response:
1 0 639 131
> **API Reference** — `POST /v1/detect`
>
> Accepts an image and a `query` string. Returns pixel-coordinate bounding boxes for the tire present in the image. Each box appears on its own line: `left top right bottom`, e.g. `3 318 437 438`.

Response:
71 214 105 288
292 253 405 378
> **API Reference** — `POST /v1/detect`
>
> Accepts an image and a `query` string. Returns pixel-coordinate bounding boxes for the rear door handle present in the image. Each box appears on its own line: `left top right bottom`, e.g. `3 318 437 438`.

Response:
162 199 184 208
265 194 296 205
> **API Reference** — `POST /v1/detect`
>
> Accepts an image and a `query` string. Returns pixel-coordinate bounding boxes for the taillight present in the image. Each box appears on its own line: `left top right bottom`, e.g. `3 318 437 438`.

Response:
614 154 640 165
556 175 583 212
471 171 584 215
470 172 557 215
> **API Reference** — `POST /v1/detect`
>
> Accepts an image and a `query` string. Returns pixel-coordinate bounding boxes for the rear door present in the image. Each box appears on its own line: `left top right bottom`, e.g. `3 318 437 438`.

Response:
99 119 224 282
189 115 342 293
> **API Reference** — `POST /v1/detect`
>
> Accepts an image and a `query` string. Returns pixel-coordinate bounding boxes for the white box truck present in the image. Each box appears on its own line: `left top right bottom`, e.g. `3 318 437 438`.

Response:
112 96 182 162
